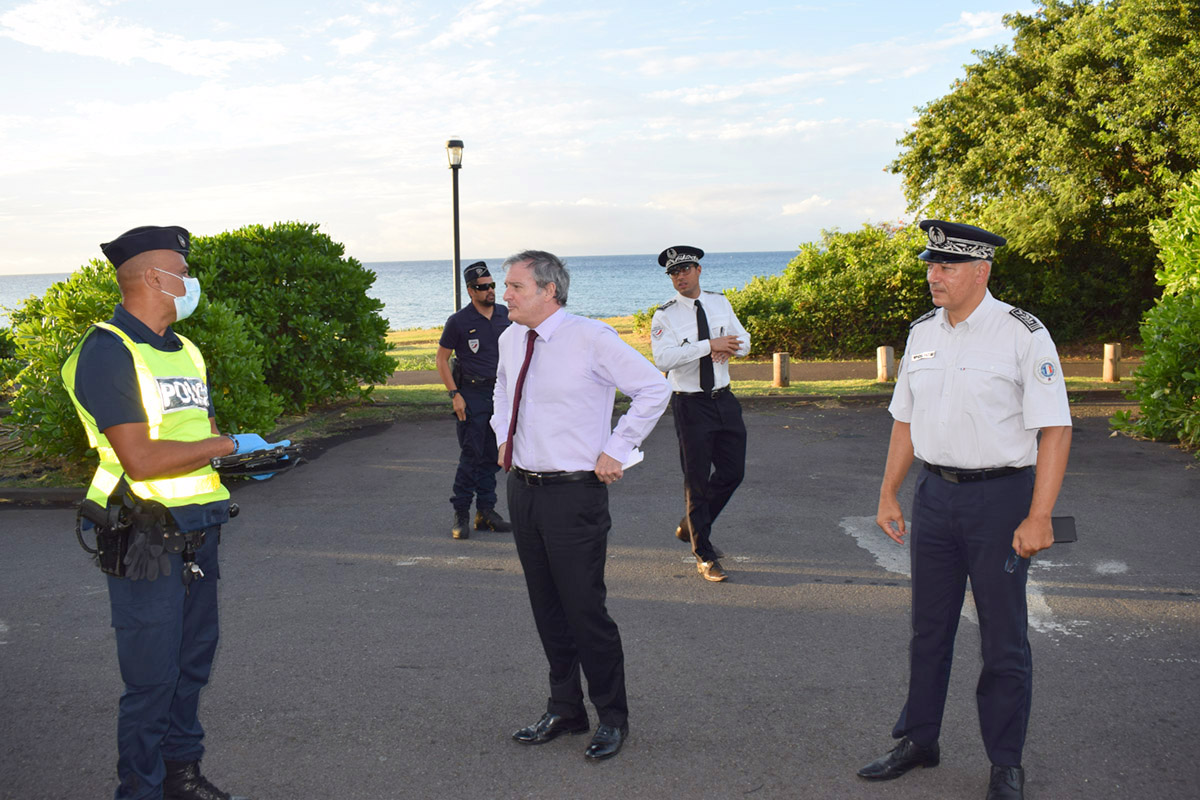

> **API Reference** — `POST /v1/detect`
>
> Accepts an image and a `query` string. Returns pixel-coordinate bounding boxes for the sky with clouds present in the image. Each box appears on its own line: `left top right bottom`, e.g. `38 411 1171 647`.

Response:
0 0 1038 275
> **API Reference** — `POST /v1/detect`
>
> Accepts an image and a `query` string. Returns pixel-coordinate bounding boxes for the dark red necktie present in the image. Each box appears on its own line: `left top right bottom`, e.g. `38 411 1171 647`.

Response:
502 329 538 472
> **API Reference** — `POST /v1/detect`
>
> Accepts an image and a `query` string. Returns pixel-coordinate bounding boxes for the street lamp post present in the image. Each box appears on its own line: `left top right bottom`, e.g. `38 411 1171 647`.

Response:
446 138 464 310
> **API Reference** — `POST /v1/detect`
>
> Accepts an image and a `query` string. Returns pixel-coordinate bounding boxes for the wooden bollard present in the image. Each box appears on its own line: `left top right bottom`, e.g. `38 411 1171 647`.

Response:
772 352 790 388
877 346 896 382
1103 343 1121 382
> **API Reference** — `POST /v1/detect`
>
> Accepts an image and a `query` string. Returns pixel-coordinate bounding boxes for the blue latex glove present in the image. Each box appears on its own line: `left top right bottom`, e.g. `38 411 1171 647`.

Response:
249 438 292 481
229 433 269 454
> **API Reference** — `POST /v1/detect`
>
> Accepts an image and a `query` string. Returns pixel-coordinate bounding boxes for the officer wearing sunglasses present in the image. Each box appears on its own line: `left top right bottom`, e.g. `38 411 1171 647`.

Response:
435 261 513 539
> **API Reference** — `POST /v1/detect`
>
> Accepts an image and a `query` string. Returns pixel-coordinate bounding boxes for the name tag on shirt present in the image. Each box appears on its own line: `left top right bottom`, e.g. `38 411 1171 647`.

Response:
911 350 936 362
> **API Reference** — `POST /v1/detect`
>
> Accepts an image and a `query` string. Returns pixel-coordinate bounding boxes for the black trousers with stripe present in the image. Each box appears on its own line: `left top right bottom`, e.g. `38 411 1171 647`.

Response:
672 391 747 561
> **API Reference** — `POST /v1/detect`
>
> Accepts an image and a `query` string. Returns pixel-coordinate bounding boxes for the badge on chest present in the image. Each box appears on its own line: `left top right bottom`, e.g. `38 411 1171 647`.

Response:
911 350 936 362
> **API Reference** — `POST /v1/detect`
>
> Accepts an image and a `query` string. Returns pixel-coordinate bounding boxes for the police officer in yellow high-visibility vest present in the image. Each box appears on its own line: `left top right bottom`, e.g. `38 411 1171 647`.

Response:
61 226 281 800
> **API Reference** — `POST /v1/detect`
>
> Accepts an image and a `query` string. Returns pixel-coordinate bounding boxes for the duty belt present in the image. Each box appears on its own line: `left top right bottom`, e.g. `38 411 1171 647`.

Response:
462 375 496 387
511 467 599 486
673 386 731 400
924 463 1030 484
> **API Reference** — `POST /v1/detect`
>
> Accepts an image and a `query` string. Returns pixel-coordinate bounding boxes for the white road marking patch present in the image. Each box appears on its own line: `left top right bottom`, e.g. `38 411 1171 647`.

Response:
840 516 1083 639
1094 560 1128 575
0 619 8 644
394 557 432 567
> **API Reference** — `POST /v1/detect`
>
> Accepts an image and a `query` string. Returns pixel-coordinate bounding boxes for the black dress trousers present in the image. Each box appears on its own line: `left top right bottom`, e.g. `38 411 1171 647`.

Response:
672 390 747 560
892 467 1035 767
507 476 628 727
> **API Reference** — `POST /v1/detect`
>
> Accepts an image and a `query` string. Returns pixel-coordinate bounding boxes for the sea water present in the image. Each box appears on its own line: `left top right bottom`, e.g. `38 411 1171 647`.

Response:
1 251 793 330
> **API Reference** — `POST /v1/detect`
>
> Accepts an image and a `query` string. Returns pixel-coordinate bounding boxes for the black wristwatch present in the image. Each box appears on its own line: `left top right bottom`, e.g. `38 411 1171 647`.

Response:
448 389 459 398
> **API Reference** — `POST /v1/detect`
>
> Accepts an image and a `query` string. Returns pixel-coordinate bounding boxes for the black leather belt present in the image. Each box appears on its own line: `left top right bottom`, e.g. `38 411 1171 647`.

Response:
673 386 731 399
462 376 495 386
924 463 1031 484
511 467 599 486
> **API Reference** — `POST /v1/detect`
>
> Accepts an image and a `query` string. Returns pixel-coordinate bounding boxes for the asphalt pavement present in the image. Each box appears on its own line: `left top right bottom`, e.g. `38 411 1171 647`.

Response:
1 402 1197 800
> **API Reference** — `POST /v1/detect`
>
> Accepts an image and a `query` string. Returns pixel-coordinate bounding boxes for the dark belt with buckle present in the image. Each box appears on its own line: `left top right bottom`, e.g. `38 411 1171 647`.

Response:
511 467 599 486
924 463 1030 484
674 386 731 400
462 375 495 386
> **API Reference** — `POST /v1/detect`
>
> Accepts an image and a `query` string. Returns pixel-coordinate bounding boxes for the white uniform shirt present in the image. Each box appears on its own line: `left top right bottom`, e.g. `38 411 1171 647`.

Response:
889 291 1071 469
491 308 670 472
650 290 751 392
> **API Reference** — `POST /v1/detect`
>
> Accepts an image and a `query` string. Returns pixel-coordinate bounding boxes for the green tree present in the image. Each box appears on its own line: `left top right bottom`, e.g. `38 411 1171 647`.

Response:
890 0 1200 340
189 222 395 413
727 223 929 358
1112 171 1200 455
2 261 281 465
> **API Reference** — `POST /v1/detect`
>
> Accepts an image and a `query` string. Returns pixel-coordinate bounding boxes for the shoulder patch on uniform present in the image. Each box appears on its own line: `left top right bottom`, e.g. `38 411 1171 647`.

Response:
657 299 677 311
1009 307 1045 333
909 309 936 328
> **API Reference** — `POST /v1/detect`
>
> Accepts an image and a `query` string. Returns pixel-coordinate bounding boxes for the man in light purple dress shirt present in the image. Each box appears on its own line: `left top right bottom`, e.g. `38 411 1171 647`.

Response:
492 250 670 761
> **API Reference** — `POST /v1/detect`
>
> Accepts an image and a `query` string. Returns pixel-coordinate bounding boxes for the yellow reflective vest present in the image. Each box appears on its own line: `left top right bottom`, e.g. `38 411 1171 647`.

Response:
61 321 230 511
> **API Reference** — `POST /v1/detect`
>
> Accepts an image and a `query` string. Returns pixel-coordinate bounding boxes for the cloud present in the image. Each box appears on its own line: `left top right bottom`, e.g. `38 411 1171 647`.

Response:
331 29 377 55
782 194 832 216
427 0 543 49
0 0 285 77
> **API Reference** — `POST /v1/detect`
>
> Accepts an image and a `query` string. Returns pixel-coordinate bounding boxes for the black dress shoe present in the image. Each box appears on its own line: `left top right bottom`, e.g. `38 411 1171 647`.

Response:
856 737 940 781
512 712 589 745
475 508 512 532
162 759 248 800
987 765 1024 799
583 722 628 760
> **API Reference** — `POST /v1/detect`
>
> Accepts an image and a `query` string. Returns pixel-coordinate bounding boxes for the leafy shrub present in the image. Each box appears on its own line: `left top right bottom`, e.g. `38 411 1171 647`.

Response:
0 326 14 360
1112 172 1200 456
0 327 16 401
189 222 396 413
1111 291 1200 453
631 304 657 335
728 223 930 358
4 260 279 464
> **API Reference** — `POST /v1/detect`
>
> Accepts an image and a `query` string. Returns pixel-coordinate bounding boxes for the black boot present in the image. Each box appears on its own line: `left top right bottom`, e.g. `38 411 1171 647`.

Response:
163 759 248 800
451 509 470 539
475 508 512 532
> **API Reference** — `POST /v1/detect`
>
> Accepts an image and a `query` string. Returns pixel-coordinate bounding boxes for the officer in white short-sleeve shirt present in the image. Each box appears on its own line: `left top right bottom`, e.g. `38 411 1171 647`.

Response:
650 245 751 583
857 220 1072 800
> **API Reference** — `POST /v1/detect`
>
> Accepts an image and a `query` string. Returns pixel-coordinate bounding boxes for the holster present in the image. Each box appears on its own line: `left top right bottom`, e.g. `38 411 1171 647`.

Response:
75 478 183 578
450 354 463 389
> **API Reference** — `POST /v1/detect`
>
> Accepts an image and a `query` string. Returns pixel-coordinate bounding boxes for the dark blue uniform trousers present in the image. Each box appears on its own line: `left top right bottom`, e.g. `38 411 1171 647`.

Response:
106 528 221 800
672 391 746 561
893 468 1035 767
451 383 500 512
508 476 628 727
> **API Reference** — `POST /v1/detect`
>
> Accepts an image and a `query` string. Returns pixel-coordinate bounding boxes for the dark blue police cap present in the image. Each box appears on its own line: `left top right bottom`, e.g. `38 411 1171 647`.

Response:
918 220 1005 263
464 261 490 285
658 245 704 272
101 226 190 268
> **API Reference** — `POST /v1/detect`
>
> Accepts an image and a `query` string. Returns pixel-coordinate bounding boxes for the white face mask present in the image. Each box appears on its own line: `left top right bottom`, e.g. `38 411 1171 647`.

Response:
153 267 202 321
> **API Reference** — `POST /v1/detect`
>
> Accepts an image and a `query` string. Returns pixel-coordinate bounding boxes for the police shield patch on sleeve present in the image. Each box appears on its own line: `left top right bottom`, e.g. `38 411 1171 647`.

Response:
1036 358 1059 384
652 327 664 339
